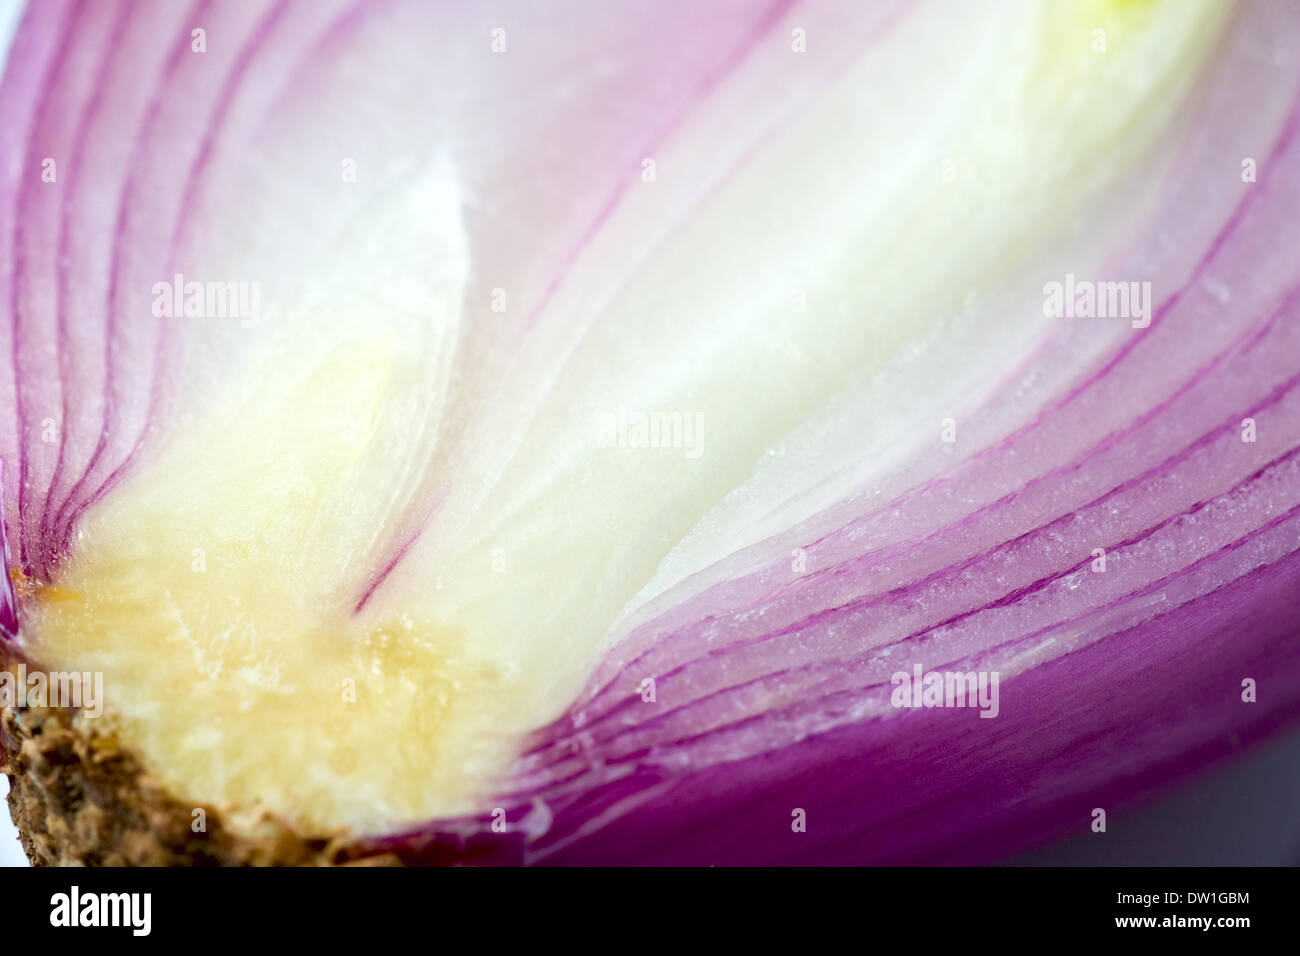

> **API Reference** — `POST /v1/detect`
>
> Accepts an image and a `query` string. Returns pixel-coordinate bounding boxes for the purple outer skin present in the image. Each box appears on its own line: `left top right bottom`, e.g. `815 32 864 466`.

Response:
3 0 1300 866
0 464 17 640
539 552 1300 864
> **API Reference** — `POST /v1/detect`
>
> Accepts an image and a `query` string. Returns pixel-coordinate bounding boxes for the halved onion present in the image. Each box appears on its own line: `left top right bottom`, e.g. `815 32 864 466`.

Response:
3 0 1299 865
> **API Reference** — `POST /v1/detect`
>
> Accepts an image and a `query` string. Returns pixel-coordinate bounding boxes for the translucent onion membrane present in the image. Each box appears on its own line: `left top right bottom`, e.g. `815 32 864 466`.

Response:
2 0 1299 864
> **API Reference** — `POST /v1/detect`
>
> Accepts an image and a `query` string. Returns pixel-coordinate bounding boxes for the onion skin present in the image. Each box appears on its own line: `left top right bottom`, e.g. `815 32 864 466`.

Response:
3 0 1300 866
